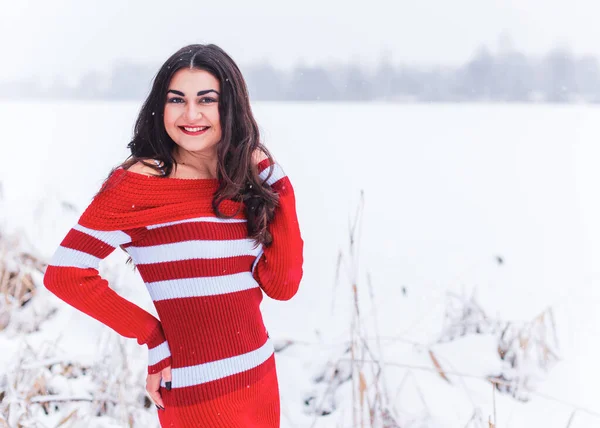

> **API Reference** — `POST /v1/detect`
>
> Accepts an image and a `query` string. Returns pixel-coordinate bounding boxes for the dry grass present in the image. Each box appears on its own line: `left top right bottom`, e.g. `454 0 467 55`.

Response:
487 306 560 402
304 191 569 427
438 290 504 343
0 233 49 333
438 286 561 403
306 192 404 428
0 228 156 427
1 322 154 427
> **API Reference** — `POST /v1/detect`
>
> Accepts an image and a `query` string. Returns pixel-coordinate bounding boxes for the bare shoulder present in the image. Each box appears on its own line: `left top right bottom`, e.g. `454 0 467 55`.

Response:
126 160 164 177
252 148 270 165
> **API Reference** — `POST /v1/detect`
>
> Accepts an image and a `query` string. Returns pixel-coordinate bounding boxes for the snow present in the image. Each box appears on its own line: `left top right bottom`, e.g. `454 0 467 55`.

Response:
1 101 600 427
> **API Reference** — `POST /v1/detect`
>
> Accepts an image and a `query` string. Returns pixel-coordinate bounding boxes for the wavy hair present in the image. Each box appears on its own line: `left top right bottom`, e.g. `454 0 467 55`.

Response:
117 44 278 246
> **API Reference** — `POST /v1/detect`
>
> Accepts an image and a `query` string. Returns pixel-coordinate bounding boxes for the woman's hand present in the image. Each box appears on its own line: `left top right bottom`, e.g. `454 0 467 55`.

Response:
146 365 172 410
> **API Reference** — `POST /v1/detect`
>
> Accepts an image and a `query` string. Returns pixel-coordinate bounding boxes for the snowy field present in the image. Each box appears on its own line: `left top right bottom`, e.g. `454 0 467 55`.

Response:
1 101 600 427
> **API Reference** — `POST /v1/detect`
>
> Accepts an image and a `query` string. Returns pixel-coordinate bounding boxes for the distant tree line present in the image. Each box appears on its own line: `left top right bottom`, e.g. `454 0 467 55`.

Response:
3 46 600 103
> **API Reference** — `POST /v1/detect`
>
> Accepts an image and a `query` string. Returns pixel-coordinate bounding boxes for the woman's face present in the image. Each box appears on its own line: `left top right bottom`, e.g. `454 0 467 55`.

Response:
164 68 222 156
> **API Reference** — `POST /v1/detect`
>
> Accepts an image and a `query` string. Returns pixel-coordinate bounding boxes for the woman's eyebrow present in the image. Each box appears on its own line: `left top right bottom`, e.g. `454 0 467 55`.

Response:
198 89 220 96
167 89 220 96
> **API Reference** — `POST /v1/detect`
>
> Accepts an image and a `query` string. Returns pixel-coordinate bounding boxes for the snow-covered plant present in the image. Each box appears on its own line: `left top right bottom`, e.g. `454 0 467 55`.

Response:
0 227 157 427
488 307 560 401
0 234 53 334
438 288 560 402
304 193 416 428
438 290 503 342
1 333 156 427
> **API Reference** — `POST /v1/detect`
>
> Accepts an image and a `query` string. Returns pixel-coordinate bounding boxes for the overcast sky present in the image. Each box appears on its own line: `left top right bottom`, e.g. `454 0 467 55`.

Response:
2 0 600 83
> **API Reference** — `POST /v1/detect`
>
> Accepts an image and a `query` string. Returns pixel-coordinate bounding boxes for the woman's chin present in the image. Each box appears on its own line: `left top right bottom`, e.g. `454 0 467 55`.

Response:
173 140 219 154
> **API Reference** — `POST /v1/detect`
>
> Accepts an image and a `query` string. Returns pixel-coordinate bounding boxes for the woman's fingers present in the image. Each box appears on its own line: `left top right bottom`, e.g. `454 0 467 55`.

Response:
162 365 172 391
146 372 165 409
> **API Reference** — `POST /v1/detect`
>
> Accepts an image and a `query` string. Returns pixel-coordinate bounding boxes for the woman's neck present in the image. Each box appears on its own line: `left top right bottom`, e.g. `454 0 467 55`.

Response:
172 146 218 179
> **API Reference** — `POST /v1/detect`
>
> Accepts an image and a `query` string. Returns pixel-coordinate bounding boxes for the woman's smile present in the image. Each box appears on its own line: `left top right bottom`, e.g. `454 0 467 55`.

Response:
179 125 210 136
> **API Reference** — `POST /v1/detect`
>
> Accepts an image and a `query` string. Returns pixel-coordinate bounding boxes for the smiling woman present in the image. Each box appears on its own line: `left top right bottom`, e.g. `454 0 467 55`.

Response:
42 44 304 428
163 70 222 159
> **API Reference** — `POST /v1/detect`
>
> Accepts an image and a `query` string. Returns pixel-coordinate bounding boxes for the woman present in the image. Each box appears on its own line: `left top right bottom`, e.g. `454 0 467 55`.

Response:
43 44 304 427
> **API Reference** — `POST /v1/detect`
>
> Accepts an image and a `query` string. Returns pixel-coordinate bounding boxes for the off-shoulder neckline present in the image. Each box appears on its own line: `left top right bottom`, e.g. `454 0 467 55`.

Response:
119 167 219 184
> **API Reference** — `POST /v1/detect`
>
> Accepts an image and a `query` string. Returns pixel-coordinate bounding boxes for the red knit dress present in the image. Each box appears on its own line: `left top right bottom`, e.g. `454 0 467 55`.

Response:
43 159 304 427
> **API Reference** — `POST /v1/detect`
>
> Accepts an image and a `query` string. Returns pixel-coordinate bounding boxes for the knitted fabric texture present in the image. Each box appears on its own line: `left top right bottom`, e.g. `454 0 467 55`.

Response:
43 159 304 427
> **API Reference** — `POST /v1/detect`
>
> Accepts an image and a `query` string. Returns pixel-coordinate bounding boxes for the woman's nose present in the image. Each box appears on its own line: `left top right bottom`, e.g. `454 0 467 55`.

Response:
184 104 202 122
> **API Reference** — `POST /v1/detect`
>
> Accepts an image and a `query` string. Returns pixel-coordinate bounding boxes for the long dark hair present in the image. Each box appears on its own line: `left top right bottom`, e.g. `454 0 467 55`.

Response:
120 44 278 246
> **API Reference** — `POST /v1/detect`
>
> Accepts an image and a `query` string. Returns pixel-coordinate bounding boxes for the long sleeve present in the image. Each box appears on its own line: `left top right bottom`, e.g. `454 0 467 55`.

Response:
43 218 172 374
252 160 304 301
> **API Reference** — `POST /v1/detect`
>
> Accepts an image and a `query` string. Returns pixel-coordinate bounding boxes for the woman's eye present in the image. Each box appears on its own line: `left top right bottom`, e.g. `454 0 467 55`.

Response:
167 97 184 104
199 97 217 104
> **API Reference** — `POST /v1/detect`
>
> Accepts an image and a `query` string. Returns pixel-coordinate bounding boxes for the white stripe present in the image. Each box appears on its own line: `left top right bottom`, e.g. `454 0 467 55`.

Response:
148 341 171 366
146 272 260 301
49 246 101 269
147 217 246 230
127 239 262 265
161 338 274 389
259 163 286 186
73 224 132 247
251 249 264 274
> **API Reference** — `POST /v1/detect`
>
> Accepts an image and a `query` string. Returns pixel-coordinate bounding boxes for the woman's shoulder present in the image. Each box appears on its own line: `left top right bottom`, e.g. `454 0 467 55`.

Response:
252 149 270 165
93 159 165 205
79 161 166 231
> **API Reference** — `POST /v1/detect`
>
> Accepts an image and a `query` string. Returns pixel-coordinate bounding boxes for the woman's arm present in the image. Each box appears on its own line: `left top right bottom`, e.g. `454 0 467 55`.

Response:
251 156 304 300
43 219 171 374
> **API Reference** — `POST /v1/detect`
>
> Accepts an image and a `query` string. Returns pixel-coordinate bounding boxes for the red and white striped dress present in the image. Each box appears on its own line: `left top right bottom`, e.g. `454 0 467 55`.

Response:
43 159 304 427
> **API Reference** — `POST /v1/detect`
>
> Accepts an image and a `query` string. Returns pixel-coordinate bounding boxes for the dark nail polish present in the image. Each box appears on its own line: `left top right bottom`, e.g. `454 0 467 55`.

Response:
166 381 172 391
